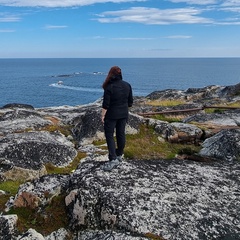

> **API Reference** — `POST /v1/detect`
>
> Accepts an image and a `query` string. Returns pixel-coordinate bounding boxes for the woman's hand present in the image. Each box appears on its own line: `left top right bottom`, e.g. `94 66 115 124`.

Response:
101 108 107 123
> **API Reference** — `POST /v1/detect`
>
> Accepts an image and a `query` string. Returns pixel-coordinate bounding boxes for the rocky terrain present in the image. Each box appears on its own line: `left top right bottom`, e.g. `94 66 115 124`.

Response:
0 83 240 240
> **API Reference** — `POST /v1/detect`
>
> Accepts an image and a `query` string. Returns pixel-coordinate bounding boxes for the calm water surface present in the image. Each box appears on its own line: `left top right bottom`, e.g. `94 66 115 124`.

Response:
1 58 240 107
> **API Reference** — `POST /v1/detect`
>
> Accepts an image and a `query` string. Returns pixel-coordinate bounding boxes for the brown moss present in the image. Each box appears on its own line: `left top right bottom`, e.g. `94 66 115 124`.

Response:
145 232 166 240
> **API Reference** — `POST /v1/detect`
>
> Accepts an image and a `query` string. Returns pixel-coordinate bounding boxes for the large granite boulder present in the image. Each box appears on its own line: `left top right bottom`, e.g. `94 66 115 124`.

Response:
199 129 240 161
72 108 103 143
0 108 52 135
0 131 77 181
147 83 240 102
65 158 240 240
183 109 240 127
0 131 77 169
220 82 240 98
6 174 70 210
143 118 203 144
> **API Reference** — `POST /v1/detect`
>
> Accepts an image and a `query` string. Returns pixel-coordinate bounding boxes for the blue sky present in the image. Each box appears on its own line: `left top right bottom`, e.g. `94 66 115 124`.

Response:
0 0 240 58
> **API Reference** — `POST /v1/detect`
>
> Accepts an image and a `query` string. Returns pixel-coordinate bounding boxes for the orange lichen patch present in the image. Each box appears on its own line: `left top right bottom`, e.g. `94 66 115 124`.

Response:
44 116 61 125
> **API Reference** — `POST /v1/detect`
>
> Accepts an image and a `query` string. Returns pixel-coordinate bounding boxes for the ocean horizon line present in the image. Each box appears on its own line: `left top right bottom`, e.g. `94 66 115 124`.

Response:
1 57 240 60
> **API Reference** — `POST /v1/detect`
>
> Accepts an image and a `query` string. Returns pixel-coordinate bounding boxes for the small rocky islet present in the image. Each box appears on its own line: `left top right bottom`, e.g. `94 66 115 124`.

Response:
0 83 240 240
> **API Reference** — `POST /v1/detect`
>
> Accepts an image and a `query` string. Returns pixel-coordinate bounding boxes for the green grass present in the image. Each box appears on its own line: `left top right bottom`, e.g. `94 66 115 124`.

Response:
205 100 240 114
0 194 11 212
0 180 23 213
124 125 201 160
45 151 87 174
145 99 185 107
0 180 22 195
152 114 182 123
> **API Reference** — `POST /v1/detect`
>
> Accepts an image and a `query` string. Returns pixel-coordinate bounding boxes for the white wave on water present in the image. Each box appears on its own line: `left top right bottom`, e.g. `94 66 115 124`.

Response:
49 83 103 93
51 71 106 78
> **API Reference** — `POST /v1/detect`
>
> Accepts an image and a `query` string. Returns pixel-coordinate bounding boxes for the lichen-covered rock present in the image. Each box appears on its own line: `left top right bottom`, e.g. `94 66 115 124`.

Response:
183 109 240 127
143 118 203 144
0 131 77 171
65 159 240 240
76 230 149 239
45 228 71 240
168 122 203 144
6 174 70 210
146 83 240 102
72 108 103 142
2 165 47 182
72 110 143 143
1 103 34 110
16 228 45 240
0 214 18 240
220 82 240 97
0 108 52 134
199 129 240 161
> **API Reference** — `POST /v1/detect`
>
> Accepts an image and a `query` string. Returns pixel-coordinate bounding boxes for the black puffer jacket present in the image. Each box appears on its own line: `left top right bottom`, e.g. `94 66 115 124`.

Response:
102 75 133 119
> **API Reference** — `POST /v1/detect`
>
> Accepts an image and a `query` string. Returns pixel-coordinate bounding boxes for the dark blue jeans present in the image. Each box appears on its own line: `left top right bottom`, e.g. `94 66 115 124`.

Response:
104 118 127 161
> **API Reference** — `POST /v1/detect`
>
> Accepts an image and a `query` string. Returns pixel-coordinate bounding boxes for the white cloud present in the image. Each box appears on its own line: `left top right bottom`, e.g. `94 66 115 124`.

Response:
0 29 15 32
44 25 68 29
112 37 154 40
92 36 104 39
0 15 21 22
222 0 240 7
0 0 146 7
165 35 192 38
96 7 213 25
169 0 217 4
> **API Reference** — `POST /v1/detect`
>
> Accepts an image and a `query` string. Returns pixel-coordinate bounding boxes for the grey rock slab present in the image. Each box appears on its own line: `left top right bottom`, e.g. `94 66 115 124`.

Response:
66 159 240 240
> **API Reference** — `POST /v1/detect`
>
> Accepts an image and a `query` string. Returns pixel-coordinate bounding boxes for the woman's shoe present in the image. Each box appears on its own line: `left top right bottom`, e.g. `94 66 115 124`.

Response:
116 155 123 162
100 159 120 171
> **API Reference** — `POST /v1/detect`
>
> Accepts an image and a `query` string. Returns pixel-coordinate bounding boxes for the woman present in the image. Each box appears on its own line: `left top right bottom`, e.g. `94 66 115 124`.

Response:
101 66 133 171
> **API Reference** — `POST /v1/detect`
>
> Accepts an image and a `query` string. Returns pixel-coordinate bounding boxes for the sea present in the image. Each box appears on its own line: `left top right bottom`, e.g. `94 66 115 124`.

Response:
1 58 240 108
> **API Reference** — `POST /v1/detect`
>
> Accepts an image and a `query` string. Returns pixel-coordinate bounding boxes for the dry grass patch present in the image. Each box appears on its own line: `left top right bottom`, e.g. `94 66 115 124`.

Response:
145 99 185 107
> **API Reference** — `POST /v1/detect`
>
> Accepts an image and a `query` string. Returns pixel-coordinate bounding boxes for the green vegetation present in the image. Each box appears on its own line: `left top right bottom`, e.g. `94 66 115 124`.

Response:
124 125 201 160
0 194 10 212
45 151 87 174
205 100 240 114
41 124 73 137
145 99 185 107
0 180 23 212
93 125 200 160
228 100 240 107
8 194 69 236
0 180 22 195
152 114 182 123
205 108 225 114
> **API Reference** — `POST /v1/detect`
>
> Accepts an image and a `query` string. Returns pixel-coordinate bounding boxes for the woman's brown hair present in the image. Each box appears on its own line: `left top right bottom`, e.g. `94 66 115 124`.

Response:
102 66 122 89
